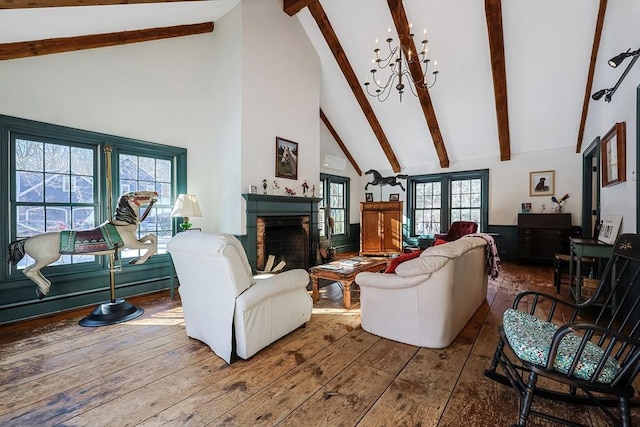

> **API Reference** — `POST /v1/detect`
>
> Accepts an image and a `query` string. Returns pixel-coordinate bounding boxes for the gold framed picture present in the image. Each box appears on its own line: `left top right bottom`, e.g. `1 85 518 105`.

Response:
529 170 554 197
601 122 626 188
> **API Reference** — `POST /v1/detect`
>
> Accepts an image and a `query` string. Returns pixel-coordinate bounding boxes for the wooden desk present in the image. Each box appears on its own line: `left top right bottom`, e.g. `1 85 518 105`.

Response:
310 258 388 308
569 238 613 303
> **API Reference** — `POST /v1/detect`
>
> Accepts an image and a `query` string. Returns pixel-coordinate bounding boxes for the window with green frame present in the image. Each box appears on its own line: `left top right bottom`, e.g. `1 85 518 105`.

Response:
1 115 186 277
319 173 350 237
407 169 489 236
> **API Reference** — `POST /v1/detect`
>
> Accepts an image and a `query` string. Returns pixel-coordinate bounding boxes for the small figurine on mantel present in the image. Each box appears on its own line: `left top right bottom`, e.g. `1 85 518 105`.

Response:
302 180 309 197
311 185 316 198
273 180 280 195
285 187 296 196
262 179 268 195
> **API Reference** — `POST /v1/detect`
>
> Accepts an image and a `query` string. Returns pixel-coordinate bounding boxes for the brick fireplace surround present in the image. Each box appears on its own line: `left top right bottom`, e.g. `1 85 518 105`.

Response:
243 194 322 273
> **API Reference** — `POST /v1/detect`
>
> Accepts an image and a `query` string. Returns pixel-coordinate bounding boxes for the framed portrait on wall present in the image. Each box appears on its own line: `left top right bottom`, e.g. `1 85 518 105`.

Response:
529 170 555 197
601 122 626 188
365 193 373 202
275 137 298 180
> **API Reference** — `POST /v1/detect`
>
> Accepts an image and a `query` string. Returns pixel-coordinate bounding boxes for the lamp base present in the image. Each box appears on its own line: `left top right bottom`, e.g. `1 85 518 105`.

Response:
79 298 144 327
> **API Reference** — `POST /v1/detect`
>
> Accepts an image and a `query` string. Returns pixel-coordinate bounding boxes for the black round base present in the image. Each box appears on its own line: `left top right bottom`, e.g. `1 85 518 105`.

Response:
79 298 144 327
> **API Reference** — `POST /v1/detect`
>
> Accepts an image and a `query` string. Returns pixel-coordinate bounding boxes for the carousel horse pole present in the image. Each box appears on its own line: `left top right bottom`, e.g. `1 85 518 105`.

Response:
106 144 117 304
78 145 145 327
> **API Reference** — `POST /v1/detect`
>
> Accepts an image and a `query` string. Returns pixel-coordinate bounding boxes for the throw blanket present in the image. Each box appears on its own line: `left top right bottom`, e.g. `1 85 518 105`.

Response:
60 223 124 254
464 233 501 279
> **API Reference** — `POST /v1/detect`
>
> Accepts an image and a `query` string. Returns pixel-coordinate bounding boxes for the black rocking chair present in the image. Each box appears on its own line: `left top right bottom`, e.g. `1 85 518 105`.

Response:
485 233 640 426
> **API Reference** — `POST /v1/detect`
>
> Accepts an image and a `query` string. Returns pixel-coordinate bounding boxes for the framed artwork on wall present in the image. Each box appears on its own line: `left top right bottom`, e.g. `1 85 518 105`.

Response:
601 122 626 187
275 137 298 180
598 214 623 245
529 170 555 196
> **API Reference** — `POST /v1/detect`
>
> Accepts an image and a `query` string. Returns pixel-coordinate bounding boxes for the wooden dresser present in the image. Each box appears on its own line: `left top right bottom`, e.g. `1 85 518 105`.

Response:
517 213 571 263
360 201 403 256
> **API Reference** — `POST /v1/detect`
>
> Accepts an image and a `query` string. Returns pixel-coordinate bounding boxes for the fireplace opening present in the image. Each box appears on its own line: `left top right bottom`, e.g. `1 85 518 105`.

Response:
257 216 310 272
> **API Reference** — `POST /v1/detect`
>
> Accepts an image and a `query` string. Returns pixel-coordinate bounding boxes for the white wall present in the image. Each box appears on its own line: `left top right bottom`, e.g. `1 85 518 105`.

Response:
583 0 640 234
320 122 361 224
237 0 320 234
0 35 216 148
209 3 243 233
357 146 583 228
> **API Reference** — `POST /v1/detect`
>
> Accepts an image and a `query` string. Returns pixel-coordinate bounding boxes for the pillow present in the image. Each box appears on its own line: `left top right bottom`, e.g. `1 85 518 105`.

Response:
433 238 448 246
385 250 423 273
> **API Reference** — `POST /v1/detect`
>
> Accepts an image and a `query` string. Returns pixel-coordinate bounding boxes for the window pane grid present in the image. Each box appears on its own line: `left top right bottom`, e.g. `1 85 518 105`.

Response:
414 182 441 235
329 182 345 236
450 178 482 230
14 138 97 268
119 155 173 257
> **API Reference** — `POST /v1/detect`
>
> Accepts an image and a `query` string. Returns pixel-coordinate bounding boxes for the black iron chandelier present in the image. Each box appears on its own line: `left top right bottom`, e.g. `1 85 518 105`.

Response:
364 26 438 102
592 48 640 103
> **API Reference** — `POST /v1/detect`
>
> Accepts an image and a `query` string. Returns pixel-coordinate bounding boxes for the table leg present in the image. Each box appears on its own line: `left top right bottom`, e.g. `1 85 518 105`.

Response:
576 256 582 303
342 279 354 309
311 275 320 302
568 252 574 298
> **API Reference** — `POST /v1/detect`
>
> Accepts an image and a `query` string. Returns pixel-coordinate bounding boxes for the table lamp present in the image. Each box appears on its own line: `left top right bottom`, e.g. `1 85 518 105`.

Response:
171 194 202 230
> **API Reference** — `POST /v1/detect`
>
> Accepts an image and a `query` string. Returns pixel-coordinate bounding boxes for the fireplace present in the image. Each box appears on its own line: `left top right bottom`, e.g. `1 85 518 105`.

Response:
243 194 321 273
256 216 309 271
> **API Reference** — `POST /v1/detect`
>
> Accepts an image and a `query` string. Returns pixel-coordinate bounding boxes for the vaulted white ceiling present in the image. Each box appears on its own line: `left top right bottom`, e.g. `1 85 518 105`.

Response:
297 0 603 174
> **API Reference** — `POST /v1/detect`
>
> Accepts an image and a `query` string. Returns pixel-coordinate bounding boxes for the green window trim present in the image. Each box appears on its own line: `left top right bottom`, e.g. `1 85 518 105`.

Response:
1 114 187 283
407 169 489 237
319 173 350 238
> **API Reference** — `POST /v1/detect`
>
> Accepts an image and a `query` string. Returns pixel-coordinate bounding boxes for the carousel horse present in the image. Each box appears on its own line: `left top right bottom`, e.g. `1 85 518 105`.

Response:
364 169 409 191
8 191 158 299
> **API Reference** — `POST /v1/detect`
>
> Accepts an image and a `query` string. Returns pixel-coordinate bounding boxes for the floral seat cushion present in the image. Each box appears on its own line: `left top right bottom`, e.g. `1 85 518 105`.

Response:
503 309 620 384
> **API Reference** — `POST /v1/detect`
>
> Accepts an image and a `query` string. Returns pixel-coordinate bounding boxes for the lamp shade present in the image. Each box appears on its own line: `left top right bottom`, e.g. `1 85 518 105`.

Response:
171 194 202 218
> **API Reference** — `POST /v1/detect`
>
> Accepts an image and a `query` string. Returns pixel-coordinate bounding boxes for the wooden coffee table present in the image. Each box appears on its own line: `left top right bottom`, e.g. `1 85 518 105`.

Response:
309 258 388 308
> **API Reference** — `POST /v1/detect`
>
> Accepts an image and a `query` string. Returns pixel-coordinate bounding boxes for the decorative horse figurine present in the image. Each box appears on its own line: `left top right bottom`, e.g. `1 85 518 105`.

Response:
8 191 158 299
364 169 410 191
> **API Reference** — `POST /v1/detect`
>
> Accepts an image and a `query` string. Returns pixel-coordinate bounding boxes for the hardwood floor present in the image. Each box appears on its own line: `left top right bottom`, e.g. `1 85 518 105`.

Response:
1 262 638 426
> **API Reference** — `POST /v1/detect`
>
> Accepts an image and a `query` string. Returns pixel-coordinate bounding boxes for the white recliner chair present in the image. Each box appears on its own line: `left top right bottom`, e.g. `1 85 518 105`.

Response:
167 231 312 363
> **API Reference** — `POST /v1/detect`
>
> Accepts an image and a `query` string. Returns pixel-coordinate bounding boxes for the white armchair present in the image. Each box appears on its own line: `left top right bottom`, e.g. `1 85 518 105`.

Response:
167 231 312 363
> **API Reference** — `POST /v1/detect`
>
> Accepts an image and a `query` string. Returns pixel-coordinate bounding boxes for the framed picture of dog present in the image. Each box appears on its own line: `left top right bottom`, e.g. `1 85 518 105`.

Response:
276 137 298 180
529 170 554 197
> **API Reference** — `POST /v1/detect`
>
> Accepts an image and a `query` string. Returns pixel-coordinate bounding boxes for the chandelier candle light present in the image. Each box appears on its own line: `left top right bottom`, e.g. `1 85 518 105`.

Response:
364 25 438 102
171 194 202 230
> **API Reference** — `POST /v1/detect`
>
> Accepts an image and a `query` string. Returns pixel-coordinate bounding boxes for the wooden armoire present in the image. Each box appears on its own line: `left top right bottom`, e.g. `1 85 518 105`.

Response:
360 201 403 256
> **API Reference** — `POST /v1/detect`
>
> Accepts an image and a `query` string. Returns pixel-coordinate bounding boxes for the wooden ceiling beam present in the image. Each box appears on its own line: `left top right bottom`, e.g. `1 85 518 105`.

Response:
484 0 511 161
387 0 449 168
307 1 401 173
576 0 607 153
283 0 316 17
0 0 197 8
320 109 362 176
0 22 214 60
